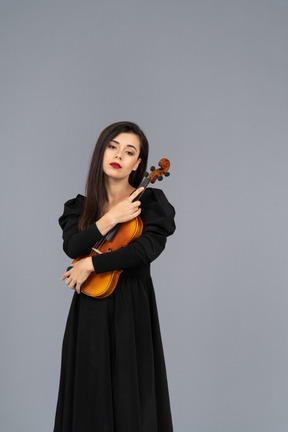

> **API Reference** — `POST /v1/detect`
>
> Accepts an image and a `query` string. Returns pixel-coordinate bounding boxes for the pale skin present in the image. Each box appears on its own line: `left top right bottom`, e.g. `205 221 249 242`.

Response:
60 132 144 294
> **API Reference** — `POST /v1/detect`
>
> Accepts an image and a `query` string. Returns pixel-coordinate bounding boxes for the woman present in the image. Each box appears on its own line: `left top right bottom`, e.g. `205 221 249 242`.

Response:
54 121 176 432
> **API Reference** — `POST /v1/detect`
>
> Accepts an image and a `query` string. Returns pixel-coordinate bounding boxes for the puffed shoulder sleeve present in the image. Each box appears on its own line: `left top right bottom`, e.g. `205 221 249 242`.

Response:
58 194 104 259
92 188 176 273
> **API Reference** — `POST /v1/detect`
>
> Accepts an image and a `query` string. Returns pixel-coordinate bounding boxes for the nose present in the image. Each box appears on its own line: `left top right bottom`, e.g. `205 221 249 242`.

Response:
115 150 122 159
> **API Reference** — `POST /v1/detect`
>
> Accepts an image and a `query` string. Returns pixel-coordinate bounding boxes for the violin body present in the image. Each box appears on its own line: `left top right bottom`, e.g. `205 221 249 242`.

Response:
72 216 143 298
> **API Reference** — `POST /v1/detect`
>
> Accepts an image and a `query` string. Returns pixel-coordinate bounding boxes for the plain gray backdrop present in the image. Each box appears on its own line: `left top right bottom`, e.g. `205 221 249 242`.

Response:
1 0 287 431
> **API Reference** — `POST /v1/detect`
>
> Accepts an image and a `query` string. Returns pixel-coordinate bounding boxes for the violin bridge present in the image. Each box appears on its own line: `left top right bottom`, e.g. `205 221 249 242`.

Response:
92 248 102 254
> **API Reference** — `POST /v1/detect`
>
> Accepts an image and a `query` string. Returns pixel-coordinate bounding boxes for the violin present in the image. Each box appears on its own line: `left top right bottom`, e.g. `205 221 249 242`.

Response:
69 158 171 298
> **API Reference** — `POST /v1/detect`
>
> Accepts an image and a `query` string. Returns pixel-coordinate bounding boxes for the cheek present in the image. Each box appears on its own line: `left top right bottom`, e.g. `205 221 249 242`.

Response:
102 152 110 171
131 159 140 170
102 149 110 163
130 157 138 167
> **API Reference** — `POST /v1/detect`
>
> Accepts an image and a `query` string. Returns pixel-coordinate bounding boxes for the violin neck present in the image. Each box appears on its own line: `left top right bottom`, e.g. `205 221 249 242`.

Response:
132 177 151 202
105 222 121 242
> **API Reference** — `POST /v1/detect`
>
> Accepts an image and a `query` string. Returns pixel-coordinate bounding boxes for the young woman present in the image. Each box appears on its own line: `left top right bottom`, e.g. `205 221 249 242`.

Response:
54 121 176 432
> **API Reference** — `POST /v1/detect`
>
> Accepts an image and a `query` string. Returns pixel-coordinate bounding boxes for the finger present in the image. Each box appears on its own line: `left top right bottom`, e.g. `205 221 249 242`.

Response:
60 272 69 280
66 281 72 289
130 187 144 200
132 186 144 194
132 203 141 212
65 277 74 287
134 202 142 212
132 200 141 207
69 281 76 290
129 202 141 215
60 265 74 280
60 269 73 280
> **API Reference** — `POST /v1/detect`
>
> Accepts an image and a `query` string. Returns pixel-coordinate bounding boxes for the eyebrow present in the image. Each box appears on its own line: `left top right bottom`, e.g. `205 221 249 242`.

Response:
111 139 137 151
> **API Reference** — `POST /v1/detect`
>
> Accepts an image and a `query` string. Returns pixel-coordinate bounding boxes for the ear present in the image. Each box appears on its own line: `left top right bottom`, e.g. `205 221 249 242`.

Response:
132 158 141 172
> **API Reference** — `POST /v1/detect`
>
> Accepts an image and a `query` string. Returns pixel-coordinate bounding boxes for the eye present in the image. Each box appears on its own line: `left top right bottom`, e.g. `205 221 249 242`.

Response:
108 144 117 150
126 151 135 156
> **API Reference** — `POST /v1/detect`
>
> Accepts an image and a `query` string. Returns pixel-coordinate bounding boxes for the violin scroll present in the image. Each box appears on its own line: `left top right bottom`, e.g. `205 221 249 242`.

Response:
136 158 171 200
148 158 170 184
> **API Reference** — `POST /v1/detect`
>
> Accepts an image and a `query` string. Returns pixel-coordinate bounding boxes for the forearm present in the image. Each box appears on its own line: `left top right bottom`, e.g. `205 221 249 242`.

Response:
92 232 167 274
62 215 117 259
63 223 104 258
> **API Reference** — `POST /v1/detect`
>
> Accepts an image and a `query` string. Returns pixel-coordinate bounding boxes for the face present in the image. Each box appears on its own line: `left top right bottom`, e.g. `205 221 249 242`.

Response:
102 132 142 181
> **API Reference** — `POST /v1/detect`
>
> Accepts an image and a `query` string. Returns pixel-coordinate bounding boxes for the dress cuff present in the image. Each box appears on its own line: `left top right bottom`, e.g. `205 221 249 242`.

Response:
92 253 111 274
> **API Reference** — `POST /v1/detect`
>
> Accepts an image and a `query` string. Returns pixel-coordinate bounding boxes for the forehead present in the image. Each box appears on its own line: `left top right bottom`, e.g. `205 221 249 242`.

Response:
111 132 140 150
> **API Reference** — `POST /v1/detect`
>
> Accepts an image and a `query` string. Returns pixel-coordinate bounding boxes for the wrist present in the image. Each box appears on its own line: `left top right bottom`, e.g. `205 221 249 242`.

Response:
104 211 117 227
96 213 115 235
85 257 94 272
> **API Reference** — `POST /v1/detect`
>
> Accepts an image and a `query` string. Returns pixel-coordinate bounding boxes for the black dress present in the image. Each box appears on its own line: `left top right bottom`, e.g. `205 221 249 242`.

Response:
53 188 176 432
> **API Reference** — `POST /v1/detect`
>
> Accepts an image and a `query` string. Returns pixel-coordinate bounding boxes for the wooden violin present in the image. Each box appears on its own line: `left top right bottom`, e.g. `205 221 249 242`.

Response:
70 158 171 298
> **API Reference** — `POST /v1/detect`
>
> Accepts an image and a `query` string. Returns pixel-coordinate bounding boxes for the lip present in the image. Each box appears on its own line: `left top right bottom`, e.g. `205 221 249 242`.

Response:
110 162 122 169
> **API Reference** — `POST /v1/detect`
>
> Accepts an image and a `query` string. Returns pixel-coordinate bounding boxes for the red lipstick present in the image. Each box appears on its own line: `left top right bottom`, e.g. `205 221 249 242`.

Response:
110 162 122 169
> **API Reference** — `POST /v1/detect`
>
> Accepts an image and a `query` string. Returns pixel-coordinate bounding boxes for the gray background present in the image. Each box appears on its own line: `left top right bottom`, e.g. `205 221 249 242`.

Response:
1 0 287 431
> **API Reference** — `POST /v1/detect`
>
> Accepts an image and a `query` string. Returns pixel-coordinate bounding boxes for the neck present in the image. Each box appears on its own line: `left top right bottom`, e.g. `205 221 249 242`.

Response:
104 176 134 205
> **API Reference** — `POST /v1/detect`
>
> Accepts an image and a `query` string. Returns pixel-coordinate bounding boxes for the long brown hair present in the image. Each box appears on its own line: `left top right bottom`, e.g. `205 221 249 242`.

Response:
78 121 149 230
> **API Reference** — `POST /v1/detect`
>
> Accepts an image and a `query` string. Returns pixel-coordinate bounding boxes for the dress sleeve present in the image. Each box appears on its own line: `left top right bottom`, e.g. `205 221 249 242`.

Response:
91 188 176 273
58 194 104 259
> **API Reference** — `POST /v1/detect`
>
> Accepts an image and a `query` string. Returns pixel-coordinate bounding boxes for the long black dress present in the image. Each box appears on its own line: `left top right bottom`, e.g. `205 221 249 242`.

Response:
53 188 176 432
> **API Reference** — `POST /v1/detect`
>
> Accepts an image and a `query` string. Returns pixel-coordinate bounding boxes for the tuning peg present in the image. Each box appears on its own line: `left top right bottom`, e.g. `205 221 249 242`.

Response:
144 171 149 177
150 166 155 171
164 172 170 177
157 176 163 181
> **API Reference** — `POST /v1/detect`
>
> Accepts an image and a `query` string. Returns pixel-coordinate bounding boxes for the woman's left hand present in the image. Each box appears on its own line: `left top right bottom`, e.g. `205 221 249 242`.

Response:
60 257 94 294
